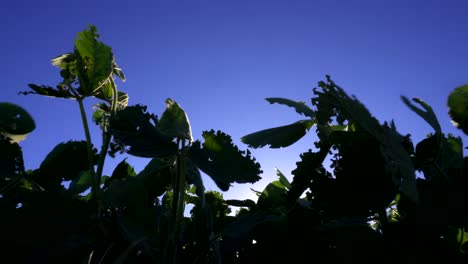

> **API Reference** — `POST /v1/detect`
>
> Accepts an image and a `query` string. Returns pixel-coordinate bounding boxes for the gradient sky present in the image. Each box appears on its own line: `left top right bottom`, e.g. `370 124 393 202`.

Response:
2 0 468 201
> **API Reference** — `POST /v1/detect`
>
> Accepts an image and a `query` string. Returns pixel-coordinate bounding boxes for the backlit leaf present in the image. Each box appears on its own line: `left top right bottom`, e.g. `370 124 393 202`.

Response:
189 130 262 191
159 98 193 142
401 96 441 134
74 25 113 95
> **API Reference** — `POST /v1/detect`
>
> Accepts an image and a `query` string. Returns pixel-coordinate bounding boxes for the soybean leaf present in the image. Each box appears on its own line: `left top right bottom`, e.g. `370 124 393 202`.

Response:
68 170 93 195
312 76 418 203
447 85 468 135
39 141 97 182
159 98 193 142
257 180 287 211
74 25 113 95
0 137 25 179
266 97 316 118
20 84 76 100
110 105 178 158
110 158 137 181
241 119 314 149
189 130 262 191
0 103 36 143
275 167 291 190
401 96 442 134
136 157 174 198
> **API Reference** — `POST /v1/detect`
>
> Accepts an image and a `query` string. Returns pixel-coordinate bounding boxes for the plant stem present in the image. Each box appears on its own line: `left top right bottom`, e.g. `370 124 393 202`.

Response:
166 139 187 264
96 78 119 180
77 98 99 201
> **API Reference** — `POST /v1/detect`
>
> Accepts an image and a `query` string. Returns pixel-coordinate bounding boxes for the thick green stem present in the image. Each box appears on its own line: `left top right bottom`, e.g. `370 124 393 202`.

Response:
96 79 119 180
166 139 187 264
77 99 99 201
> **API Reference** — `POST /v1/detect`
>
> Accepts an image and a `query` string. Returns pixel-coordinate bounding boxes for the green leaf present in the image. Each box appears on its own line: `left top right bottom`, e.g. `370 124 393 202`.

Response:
136 157 173 198
257 180 287 211
39 141 97 182
74 25 113 95
51 53 76 69
241 119 314 149
0 137 25 179
159 98 193 142
0 103 36 143
110 105 178 158
20 84 76 99
311 76 418 203
110 158 137 181
265 97 316 118
275 167 291 190
189 130 262 191
401 96 442 134
68 170 93 195
447 85 468 135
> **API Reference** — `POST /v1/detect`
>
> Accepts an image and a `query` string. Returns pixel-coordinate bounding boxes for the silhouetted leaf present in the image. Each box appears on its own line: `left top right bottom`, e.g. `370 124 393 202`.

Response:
110 105 178 158
21 84 76 99
265 97 316 118
68 170 92 195
110 158 137 181
402 96 442 134
189 130 262 191
241 120 314 149
136 157 173 198
39 141 97 182
0 103 36 143
159 98 193 142
313 76 418 203
447 85 468 135
0 137 24 179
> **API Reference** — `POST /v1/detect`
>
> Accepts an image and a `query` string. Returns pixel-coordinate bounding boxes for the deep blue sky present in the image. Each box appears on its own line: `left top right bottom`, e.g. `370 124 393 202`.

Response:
2 0 467 201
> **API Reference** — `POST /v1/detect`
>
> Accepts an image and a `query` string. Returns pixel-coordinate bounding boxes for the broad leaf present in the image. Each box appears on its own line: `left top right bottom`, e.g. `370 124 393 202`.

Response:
110 158 137 181
241 119 314 149
159 98 193 142
265 97 316 118
189 130 262 191
275 167 291 190
74 25 114 95
447 85 468 135
401 96 442 134
136 157 174 198
110 105 178 158
68 170 93 195
312 76 418 203
257 180 287 211
39 141 97 182
0 137 25 179
0 103 36 143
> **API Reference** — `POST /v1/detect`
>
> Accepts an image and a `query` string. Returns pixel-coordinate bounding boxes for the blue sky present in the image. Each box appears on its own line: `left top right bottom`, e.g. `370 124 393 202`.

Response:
2 0 467 201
